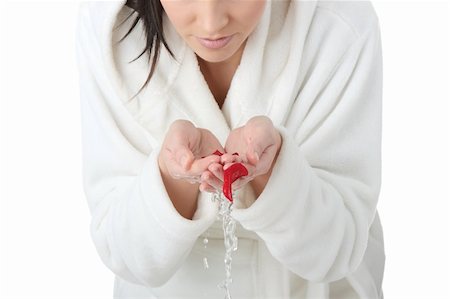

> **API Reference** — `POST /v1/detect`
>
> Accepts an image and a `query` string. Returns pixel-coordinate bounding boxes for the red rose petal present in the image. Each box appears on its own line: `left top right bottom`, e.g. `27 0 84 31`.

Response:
202 150 248 202
213 150 224 156
223 163 248 202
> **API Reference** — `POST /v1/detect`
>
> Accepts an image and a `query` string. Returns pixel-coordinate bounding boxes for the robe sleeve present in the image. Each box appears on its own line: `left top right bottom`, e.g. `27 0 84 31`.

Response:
75 4 216 287
232 20 383 283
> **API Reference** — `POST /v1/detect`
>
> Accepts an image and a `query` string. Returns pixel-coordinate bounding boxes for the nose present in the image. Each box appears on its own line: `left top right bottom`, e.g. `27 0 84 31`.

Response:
197 0 229 37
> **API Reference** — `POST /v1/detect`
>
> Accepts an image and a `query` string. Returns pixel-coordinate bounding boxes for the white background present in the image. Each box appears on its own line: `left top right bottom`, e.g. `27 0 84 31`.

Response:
1 1 449 298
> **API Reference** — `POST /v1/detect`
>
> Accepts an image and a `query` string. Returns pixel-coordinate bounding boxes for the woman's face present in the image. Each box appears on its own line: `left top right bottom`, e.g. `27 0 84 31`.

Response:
160 0 266 63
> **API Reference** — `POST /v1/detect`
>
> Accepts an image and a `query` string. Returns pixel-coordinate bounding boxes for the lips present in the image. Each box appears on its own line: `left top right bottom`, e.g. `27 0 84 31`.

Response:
197 35 234 49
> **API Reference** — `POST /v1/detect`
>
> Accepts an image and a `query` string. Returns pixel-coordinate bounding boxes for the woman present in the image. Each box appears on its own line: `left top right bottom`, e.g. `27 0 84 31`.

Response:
76 0 385 298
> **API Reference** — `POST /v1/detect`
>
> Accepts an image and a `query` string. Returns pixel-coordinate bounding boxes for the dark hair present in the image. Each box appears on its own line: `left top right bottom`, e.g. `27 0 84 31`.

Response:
116 0 174 102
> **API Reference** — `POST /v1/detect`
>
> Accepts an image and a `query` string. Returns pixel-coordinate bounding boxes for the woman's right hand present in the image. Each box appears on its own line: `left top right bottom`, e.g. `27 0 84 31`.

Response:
158 119 223 186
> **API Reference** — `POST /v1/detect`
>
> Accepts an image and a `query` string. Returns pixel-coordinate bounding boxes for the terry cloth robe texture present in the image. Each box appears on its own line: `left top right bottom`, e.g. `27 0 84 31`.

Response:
76 0 385 298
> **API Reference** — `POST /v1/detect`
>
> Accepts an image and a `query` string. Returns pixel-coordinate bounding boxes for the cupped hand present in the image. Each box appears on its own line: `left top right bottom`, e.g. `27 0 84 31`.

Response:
158 120 223 185
200 116 281 193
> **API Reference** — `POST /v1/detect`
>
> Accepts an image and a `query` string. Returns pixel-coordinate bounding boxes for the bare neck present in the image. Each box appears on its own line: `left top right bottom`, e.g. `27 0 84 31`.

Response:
197 43 246 109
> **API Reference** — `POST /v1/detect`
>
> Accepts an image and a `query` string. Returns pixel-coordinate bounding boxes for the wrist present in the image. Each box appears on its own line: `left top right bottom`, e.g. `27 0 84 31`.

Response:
271 129 282 171
158 153 168 176
250 130 282 198
158 152 199 220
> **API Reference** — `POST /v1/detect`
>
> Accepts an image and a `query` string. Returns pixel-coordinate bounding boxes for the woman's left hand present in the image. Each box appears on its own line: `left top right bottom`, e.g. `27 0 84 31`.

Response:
199 116 282 193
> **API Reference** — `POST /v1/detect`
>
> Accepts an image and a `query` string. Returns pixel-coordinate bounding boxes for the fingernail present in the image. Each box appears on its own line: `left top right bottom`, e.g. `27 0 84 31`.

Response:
254 152 259 161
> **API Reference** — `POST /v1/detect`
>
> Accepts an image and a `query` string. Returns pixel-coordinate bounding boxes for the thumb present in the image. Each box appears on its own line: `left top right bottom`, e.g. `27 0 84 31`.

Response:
246 144 263 166
176 148 194 170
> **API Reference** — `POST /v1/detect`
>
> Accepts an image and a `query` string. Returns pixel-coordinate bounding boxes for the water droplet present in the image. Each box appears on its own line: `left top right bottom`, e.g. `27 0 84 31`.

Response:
203 257 209 270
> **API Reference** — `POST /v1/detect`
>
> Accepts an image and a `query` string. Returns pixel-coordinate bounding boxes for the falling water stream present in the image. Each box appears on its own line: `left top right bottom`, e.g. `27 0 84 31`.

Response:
203 191 238 299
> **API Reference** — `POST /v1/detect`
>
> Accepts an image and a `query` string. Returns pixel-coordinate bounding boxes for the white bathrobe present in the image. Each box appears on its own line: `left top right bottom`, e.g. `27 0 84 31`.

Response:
76 0 385 298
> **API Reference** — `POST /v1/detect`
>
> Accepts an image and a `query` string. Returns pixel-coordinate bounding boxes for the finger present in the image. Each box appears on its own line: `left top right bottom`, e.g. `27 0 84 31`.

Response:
221 153 242 165
227 174 255 193
246 143 265 166
223 161 247 171
220 153 234 164
253 144 278 176
208 162 224 182
224 162 256 190
163 152 196 180
230 177 250 191
199 182 216 193
169 155 220 180
189 155 221 175
200 171 223 191
174 148 195 170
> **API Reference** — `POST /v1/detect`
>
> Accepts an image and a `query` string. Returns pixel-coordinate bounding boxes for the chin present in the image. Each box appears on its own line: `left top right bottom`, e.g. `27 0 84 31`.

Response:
194 49 236 63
